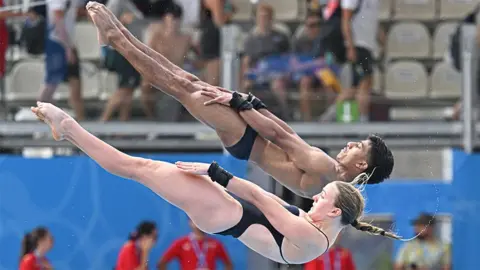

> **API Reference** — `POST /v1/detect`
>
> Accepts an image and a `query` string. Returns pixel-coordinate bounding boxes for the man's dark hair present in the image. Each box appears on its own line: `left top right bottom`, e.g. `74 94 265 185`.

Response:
306 9 322 19
163 2 183 19
365 134 394 184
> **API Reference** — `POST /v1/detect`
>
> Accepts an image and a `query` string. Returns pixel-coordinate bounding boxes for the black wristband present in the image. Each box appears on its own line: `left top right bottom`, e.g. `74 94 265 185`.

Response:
247 93 255 102
230 92 253 112
207 161 233 188
248 92 268 110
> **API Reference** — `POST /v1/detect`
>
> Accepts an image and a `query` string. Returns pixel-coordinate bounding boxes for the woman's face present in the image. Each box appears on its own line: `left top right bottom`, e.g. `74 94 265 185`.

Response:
148 229 158 244
308 183 342 221
39 232 54 252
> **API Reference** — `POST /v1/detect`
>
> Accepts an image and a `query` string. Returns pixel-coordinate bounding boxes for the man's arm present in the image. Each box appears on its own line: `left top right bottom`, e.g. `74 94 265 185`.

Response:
256 108 296 134
232 97 331 174
341 0 357 61
441 244 451 270
49 0 74 50
156 240 181 270
215 242 233 270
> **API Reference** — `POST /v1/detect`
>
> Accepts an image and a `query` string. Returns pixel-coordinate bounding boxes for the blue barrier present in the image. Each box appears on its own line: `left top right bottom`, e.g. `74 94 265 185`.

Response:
0 154 248 270
1 150 479 269
366 149 480 270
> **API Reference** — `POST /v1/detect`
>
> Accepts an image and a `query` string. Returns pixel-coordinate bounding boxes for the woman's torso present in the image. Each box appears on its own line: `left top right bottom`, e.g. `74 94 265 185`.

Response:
236 208 330 264
19 253 49 270
115 240 140 270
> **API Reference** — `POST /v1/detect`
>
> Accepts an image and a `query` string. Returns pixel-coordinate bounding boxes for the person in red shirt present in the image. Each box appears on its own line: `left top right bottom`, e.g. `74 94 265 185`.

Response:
304 236 355 270
116 221 158 270
19 227 54 270
157 219 233 270
0 1 25 78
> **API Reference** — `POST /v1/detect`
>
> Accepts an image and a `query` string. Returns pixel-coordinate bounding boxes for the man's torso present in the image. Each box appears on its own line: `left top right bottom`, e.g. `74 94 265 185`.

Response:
244 30 289 67
153 31 190 66
176 236 222 270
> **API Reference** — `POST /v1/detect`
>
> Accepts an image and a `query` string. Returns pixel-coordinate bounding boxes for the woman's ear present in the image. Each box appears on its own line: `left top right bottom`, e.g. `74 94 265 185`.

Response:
327 207 342 218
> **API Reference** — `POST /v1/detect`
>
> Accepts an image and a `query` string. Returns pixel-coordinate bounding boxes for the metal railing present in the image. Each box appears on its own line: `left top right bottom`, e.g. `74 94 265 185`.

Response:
0 16 477 152
461 24 478 153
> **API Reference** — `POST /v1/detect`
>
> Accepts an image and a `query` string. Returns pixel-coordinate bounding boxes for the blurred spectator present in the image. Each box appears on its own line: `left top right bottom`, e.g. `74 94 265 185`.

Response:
242 3 291 119
19 227 54 270
446 4 480 121
199 0 235 86
39 0 85 120
0 1 25 81
304 234 355 270
312 0 346 66
101 0 176 121
100 0 146 121
141 3 192 121
292 11 325 121
394 213 451 270
320 0 383 122
21 9 46 56
157 219 232 270
116 221 158 270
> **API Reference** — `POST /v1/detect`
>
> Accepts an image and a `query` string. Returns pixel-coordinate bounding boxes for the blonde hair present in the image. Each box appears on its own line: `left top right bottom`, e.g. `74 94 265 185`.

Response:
256 3 274 16
334 173 401 240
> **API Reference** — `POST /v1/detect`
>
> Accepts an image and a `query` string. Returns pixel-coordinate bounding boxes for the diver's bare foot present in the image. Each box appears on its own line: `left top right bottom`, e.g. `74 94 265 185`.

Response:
31 102 74 141
95 2 128 34
86 2 120 46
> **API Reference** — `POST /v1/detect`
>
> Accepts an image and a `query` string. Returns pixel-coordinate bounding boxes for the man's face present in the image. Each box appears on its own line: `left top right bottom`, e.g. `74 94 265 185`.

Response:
336 140 371 172
414 224 434 240
304 16 321 39
257 9 272 30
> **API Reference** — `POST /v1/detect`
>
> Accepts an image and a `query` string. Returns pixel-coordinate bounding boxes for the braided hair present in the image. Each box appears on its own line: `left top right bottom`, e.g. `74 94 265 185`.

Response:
333 176 401 240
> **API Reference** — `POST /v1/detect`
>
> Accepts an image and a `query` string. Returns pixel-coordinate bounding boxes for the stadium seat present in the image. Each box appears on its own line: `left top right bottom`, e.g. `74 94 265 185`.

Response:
378 0 392 20
75 22 101 61
433 23 458 59
386 22 431 59
394 0 436 20
55 61 101 101
430 62 461 98
237 29 249 52
260 0 299 21
440 0 478 19
7 60 100 102
7 60 44 101
297 0 308 20
99 70 118 100
373 67 383 93
293 24 305 40
385 61 428 98
231 0 253 21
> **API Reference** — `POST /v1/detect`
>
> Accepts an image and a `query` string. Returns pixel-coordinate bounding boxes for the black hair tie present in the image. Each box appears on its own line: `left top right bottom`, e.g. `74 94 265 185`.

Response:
351 220 359 227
